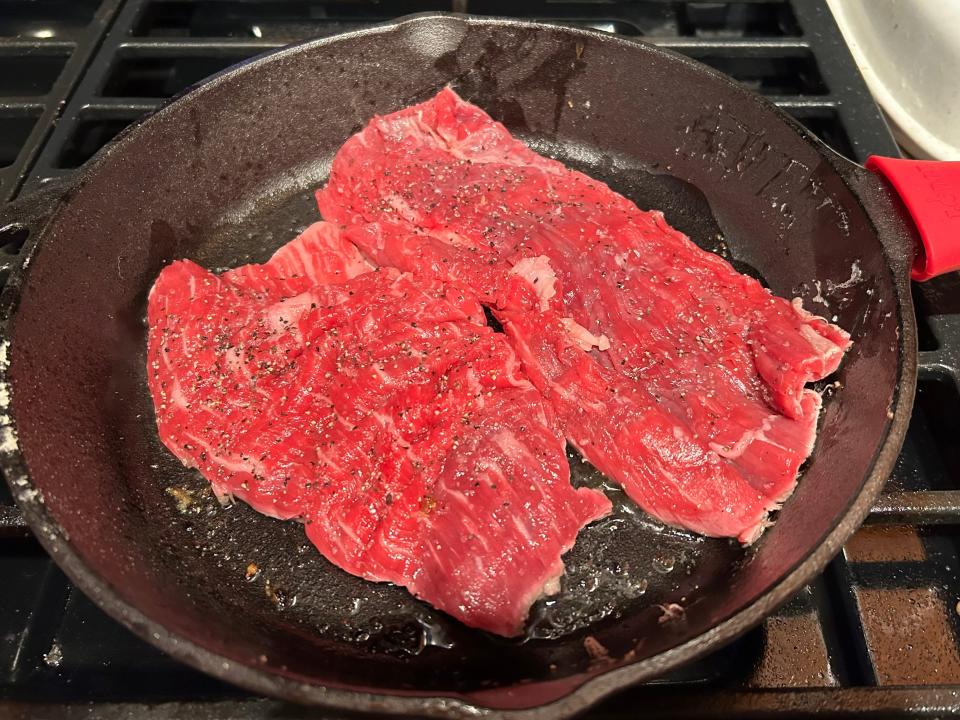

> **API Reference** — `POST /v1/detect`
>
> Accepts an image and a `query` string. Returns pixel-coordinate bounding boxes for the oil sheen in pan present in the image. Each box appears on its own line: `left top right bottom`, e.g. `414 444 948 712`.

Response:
147 145 771 654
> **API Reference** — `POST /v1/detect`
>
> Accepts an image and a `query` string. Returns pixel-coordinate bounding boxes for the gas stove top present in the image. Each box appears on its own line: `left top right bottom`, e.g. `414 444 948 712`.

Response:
2 2 959 717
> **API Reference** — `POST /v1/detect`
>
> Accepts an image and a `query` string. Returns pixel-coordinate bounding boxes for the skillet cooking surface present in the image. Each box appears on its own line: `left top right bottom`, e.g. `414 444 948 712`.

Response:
1 14 913 716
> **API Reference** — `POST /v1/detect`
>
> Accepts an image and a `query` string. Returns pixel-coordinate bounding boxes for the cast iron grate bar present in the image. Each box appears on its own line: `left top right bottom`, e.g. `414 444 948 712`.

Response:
0 0 124 203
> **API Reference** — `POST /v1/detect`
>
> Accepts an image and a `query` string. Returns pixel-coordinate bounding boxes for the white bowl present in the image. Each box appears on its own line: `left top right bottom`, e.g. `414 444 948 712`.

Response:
828 0 960 160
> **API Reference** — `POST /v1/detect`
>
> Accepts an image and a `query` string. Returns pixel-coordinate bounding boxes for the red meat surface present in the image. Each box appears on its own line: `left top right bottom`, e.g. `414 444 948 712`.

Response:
147 222 611 636
317 88 851 543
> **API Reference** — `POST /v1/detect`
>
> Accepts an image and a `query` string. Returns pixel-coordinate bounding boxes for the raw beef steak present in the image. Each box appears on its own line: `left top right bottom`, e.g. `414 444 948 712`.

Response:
147 222 611 636
317 88 851 543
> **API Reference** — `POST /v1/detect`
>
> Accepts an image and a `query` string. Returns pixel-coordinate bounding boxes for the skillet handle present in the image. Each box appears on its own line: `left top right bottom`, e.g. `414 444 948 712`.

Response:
0 178 75 281
866 157 960 281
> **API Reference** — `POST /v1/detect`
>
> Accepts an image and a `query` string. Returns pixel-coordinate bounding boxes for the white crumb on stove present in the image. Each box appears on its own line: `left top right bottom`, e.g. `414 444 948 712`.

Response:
43 642 63 668
0 422 18 454
0 341 16 453
17 487 41 504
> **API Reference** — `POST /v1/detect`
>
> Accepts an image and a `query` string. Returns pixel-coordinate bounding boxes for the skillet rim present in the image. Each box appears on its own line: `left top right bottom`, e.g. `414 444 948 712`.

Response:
0 13 916 718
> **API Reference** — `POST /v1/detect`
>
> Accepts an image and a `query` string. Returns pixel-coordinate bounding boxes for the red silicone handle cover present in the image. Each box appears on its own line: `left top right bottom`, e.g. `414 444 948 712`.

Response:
866 156 960 281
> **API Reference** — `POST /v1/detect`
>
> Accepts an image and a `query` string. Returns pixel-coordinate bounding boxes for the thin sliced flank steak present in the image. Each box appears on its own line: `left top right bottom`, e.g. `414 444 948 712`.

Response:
147 221 611 636
317 88 851 543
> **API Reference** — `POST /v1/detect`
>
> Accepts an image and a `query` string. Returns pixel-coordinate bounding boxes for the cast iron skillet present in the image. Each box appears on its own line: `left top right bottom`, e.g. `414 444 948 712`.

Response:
0 14 924 719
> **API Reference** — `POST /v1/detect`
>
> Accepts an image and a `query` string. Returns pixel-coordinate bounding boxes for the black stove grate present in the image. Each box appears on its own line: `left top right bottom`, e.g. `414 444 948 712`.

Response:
2 2 959 717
